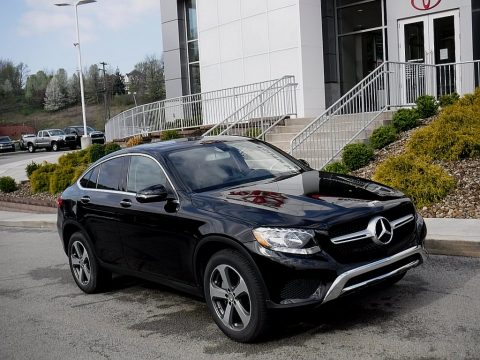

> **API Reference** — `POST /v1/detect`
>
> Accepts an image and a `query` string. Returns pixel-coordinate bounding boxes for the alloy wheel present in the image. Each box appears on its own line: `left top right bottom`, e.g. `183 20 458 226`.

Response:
70 241 91 286
209 264 251 331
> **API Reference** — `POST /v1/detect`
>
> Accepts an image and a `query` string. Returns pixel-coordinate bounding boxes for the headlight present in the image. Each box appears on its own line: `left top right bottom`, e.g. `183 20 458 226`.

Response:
252 227 320 254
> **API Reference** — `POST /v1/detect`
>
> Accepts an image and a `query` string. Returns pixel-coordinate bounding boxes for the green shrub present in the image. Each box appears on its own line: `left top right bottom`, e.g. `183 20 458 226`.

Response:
322 161 349 174
392 108 420 132
104 142 121 155
58 151 89 168
369 125 397 150
342 143 374 171
415 95 439 118
161 129 181 141
30 163 58 193
87 144 105 162
0 176 17 193
407 102 480 160
25 161 40 179
373 154 455 207
49 166 77 194
439 93 459 107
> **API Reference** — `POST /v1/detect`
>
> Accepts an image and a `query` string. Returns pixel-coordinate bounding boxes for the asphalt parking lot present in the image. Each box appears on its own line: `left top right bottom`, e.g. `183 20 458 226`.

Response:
1 227 479 360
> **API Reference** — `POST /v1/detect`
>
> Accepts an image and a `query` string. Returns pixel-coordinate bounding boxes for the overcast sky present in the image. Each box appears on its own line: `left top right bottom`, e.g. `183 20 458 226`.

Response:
0 0 163 77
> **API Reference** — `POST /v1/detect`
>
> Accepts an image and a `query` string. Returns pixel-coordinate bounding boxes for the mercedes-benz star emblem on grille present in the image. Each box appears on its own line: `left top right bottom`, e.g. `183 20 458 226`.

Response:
368 217 393 245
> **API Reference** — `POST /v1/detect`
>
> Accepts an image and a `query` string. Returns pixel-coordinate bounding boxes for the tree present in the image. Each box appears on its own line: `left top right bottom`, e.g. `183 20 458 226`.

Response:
67 72 80 105
128 54 165 103
84 64 100 104
44 75 67 111
25 71 51 108
112 68 126 95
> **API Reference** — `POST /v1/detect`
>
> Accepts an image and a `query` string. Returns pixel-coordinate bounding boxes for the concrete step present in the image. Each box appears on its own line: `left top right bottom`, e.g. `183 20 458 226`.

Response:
284 117 314 126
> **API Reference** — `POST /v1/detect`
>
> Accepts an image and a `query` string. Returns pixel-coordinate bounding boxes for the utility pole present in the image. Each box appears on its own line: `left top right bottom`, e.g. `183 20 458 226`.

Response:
99 61 110 123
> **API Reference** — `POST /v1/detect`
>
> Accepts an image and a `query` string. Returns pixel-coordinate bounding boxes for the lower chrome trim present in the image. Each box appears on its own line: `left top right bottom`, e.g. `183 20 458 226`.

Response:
322 245 426 304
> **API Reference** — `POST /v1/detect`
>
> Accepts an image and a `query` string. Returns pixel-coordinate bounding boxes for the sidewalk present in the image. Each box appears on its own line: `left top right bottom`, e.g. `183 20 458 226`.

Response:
0 210 479 257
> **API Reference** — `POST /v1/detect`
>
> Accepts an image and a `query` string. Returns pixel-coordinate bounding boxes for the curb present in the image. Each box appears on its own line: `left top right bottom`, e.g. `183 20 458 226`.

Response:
0 220 56 230
425 238 480 258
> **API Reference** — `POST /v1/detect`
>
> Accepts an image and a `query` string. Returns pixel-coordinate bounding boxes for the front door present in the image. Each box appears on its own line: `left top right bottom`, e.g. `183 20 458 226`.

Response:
399 10 460 101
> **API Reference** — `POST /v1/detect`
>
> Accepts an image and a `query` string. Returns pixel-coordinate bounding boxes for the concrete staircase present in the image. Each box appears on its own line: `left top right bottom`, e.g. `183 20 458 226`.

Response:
265 111 394 161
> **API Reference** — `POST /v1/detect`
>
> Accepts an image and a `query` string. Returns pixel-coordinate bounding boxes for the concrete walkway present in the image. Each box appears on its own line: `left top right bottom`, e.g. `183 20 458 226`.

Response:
0 151 71 182
0 210 479 257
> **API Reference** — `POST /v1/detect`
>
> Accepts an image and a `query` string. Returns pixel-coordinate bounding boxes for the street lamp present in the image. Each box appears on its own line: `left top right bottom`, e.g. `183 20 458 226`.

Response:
55 0 96 149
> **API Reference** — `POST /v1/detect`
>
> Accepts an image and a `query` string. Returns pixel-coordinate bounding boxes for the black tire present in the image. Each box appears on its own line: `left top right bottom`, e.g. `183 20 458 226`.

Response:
27 144 35 153
67 232 111 294
52 142 59 151
204 249 269 343
46 147 52 152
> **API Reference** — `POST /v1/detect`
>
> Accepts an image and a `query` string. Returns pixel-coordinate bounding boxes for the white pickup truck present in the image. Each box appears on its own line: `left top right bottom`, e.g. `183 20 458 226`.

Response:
26 129 77 153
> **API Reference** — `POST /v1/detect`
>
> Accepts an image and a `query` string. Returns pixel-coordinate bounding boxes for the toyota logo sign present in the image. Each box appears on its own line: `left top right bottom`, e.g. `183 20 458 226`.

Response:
411 0 442 11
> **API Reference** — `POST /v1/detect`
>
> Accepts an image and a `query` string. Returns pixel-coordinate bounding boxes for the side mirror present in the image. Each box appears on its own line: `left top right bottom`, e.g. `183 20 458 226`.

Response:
298 159 310 168
136 184 169 203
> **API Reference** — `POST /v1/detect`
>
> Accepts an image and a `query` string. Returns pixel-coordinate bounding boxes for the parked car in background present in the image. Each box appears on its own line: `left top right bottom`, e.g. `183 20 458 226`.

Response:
20 134 36 150
57 136 428 342
0 136 15 152
64 125 105 148
26 129 77 153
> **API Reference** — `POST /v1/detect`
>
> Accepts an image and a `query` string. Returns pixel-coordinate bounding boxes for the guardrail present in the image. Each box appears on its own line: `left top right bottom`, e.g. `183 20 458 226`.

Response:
105 77 296 141
290 60 480 170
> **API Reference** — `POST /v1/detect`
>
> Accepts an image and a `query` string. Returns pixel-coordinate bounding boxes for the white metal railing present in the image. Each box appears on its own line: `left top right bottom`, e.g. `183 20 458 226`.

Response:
290 60 480 170
105 76 297 141
203 76 297 139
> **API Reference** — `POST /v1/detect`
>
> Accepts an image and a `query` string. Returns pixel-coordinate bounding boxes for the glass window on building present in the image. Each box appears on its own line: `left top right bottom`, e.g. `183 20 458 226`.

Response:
336 0 386 94
185 0 201 94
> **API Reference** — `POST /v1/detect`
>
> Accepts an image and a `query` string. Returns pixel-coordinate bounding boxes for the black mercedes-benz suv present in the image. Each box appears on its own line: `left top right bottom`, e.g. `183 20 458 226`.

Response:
57 136 427 342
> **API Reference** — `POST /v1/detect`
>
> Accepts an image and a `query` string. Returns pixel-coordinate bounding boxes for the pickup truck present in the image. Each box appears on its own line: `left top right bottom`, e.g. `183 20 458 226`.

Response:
26 129 77 153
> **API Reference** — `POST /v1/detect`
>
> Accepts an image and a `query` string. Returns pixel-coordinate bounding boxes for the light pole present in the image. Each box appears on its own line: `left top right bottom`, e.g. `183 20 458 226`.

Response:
55 0 96 149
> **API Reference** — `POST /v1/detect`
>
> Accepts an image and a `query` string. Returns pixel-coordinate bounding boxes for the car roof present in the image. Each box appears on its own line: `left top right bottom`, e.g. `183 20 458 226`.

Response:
102 136 253 160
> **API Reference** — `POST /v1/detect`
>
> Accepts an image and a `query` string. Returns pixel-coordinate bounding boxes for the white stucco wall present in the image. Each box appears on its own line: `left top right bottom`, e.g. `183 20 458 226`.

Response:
196 0 326 118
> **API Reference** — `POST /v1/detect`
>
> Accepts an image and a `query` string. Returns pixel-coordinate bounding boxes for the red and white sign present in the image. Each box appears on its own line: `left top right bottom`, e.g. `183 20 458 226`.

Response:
411 0 442 11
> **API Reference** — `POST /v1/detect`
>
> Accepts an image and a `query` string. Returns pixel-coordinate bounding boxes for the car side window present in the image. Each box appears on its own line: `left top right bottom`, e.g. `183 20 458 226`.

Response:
127 156 168 193
97 157 125 191
79 166 100 189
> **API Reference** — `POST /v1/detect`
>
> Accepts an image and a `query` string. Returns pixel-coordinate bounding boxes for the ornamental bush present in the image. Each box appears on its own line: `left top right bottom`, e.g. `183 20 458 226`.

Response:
30 163 59 193
322 161 349 174
369 125 398 150
392 108 420 132
438 92 459 107
415 95 439 118
25 161 40 179
341 143 374 171
373 154 455 208
104 142 121 155
126 135 143 147
161 129 181 141
0 176 17 193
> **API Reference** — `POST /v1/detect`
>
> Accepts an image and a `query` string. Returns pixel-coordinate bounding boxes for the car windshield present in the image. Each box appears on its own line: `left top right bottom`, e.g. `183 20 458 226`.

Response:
166 140 302 192
0 136 11 142
74 126 95 135
49 130 65 136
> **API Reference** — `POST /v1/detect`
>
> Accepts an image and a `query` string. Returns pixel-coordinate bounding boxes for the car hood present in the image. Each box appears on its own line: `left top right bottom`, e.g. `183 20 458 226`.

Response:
191 171 411 228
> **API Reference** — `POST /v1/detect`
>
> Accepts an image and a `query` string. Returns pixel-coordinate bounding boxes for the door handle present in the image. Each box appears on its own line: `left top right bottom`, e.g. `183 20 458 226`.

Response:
120 199 132 208
80 196 90 204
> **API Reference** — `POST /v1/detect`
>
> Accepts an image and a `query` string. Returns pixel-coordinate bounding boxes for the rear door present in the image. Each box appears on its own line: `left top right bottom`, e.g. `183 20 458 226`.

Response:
77 156 129 267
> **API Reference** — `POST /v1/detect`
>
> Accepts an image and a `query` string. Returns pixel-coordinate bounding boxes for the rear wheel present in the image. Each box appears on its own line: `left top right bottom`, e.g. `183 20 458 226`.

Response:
68 232 111 293
204 249 269 343
28 144 35 153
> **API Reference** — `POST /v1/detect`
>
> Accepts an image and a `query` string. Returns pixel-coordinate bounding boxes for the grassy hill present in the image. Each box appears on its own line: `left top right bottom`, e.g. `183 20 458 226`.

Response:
0 104 130 133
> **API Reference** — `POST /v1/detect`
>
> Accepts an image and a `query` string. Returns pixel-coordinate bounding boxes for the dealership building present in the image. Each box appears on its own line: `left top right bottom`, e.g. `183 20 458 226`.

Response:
160 0 480 117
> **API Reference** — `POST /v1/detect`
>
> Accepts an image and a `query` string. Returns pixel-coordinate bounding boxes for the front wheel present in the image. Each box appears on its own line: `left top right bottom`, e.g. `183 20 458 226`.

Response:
68 232 111 293
204 249 269 343
52 142 59 151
